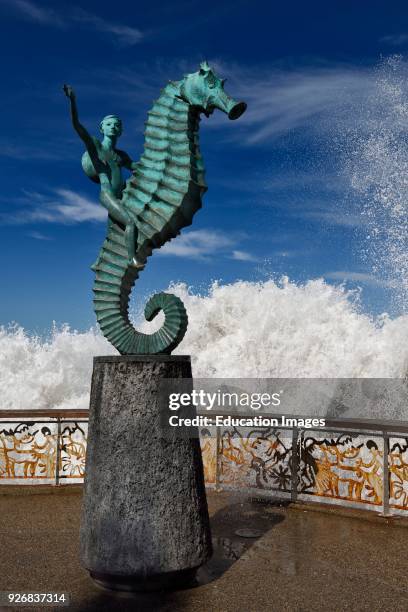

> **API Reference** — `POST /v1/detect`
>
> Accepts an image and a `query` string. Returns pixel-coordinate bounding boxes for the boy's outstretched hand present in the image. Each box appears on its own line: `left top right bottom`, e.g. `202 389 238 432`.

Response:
63 84 75 100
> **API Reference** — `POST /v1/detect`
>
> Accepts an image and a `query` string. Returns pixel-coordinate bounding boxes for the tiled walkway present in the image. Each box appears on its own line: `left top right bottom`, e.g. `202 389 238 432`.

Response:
1 487 408 611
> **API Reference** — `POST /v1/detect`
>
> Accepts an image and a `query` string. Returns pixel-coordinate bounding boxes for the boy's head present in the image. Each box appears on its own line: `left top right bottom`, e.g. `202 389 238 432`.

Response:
99 115 122 137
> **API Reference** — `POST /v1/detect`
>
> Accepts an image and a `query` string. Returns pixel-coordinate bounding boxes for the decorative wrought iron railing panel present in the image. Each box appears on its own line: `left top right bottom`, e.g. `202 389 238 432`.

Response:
0 411 88 485
0 420 58 483
217 428 294 494
1 410 408 516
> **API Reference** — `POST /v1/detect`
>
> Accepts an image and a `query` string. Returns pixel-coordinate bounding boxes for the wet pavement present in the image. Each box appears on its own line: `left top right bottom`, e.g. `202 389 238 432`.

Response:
1 487 408 611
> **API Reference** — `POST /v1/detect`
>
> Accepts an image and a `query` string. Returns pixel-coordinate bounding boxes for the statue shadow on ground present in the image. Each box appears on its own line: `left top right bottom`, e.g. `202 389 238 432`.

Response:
73 495 286 612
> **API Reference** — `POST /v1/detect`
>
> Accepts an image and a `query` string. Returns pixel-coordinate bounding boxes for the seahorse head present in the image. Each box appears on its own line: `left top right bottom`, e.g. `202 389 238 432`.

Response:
179 61 247 120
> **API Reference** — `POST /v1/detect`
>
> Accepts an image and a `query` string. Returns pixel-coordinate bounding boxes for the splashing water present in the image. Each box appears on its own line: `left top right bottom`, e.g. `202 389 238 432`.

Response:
347 55 408 312
1 279 407 410
172 280 408 378
0 324 114 411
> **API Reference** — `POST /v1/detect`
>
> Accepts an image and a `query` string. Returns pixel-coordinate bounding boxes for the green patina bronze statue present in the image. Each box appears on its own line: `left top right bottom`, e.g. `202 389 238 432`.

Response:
64 62 246 354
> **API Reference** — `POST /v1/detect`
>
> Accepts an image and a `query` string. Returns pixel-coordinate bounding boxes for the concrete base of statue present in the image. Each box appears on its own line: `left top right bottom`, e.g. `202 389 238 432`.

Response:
80 355 212 592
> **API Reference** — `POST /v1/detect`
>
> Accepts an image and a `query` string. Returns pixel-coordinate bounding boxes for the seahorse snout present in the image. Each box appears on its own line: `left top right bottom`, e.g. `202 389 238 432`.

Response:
228 101 247 120
212 88 247 120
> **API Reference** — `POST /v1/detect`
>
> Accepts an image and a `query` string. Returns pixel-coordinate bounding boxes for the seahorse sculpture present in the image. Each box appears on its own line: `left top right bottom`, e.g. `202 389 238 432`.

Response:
64 62 246 354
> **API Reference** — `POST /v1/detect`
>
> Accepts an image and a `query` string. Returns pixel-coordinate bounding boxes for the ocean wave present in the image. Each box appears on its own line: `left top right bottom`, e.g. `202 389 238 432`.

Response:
1 278 406 410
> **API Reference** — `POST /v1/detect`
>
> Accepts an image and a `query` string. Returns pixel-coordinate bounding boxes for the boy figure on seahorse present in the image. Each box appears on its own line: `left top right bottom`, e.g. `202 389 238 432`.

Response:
63 84 143 271
63 63 246 355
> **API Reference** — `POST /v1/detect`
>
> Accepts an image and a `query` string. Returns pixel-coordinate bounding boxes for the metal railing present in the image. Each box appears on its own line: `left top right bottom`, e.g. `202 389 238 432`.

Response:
0 410 88 485
198 411 408 516
1 409 408 516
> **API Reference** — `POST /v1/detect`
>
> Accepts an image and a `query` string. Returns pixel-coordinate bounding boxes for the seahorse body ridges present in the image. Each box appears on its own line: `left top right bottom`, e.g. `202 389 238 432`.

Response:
93 81 207 354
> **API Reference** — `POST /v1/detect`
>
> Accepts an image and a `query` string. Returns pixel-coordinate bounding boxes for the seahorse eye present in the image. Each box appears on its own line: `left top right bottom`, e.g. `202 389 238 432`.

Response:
206 72 217 89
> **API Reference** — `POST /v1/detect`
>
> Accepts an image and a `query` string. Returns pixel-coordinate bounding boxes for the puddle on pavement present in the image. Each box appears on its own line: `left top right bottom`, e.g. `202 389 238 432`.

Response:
195 536 248 585
234 528 263 538
195 500 285 585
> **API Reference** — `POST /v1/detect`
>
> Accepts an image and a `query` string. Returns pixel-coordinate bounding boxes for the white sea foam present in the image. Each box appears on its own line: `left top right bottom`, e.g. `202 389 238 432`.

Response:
0 278 406 410
0 324 114 411
171 280 408 378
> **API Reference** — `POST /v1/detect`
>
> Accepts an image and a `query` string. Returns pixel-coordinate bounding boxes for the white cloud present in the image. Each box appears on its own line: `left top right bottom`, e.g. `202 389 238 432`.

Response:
50 189 106 222
4 195 259 262
2 194 255 266
380 33 408 47
304 211 366 228
273 250 298 258
9 0 63 25
205 60 377 145
0 141 67 161
158 230 258 261
27 230 53 240
230 250 258 262
2 188 106 224
263 171 347 194
325 271 397 288
72 9 143 45
1 0 143 46
158 229 235 260
158 230 258 262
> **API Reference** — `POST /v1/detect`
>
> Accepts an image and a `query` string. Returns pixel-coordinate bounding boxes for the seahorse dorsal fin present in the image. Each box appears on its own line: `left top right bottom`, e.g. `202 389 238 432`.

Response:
200 60 211 73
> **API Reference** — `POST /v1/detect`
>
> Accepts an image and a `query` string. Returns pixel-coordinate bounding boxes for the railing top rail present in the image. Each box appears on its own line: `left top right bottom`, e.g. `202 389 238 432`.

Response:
196 410 408 434
0 409 89 418
1 409 408 435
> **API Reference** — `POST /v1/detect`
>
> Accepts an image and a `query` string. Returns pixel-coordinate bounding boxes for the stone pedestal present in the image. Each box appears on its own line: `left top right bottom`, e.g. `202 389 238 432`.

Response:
80 355 212 591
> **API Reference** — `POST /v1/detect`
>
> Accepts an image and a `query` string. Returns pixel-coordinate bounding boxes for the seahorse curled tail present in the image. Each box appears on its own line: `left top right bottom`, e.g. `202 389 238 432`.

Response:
93 221 187 354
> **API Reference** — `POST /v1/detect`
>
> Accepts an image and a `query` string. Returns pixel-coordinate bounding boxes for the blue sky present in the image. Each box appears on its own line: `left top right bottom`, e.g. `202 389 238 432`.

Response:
1 0 407 332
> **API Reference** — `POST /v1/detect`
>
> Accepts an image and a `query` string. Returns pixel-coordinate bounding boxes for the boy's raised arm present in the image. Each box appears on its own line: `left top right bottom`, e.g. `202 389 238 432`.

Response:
63 84 106 175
